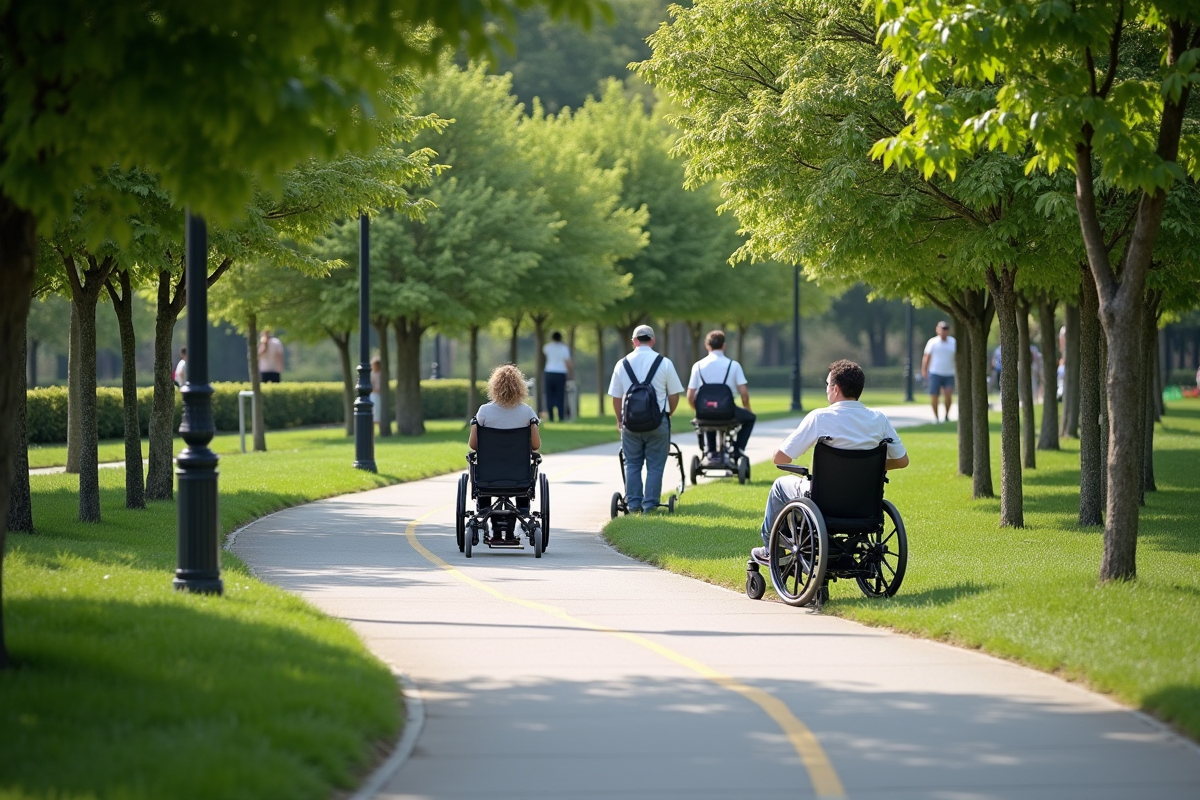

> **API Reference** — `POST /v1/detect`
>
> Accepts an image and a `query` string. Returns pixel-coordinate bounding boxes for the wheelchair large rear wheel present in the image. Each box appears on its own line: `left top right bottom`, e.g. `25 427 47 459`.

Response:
856 499 907 598
767 498 828 607
539 473 550 551
455 474 468 553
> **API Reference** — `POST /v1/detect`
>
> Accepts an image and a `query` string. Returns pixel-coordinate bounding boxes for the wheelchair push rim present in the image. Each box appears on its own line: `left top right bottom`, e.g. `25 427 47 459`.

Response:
855 499 907 598
538 473 550 551
455 474 468 552
767 497 829 607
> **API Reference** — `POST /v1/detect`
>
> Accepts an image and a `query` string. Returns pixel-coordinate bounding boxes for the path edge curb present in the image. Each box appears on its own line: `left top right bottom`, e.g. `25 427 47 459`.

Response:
348 668 426 800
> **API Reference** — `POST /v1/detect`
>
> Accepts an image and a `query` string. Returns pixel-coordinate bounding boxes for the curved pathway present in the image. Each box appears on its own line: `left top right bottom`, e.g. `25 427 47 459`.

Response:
233 408 1200 800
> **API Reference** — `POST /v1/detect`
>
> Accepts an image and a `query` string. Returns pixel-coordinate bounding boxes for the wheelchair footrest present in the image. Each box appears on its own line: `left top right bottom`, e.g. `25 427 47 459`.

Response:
484 539 525 549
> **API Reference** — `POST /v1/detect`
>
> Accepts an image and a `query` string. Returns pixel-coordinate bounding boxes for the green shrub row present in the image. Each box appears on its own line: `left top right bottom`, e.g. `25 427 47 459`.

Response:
25 380 489 444
746 366 908 389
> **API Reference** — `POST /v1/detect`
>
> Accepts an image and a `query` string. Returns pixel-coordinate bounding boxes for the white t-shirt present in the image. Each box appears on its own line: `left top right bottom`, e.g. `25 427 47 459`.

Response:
173 359 187 386
258 337 284 373
474 401 539 429
924 336 956 376
687 351 747 394
608 346 685 410
543 341 571 374
779 401 907 461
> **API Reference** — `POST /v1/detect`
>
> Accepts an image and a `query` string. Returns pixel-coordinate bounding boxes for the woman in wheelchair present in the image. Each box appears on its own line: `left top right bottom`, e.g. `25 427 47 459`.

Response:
468 365 541 544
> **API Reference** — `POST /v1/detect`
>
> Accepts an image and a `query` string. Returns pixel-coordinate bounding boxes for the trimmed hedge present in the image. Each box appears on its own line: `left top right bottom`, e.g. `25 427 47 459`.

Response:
26 380 489 444
746 365 908 390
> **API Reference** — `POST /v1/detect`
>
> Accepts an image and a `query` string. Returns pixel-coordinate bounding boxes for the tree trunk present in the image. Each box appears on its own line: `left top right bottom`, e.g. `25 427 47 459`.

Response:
1061 304 1080 438
1099 330 1109 509
246 314 266 452
7 321 33 533
374 319 392 437
596 323 606 417
954 322 974 477
736 322 748 364
1037 297 1060 450
1016 297 1036 469
147 269 185 501
468 325 480 418
394 316 425 436
27 339 38 389
533 314 547 414
1141 299 1160 496
106 270 145 509
330 331 354 436
986 267 1024 527
1078 270 1103 526
66 300 81 474
509 315 521 365
1155 328 1167 419
867 318 888 367
688 321 703 367
0 200 39 669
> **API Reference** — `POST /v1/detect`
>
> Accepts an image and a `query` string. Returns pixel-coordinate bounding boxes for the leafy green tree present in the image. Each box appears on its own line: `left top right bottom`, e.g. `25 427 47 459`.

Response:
873 0 1199 578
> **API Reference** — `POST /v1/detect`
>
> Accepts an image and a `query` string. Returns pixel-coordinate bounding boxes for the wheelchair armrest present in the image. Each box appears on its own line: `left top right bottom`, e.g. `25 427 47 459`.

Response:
532 452 542 465
775 463 809 477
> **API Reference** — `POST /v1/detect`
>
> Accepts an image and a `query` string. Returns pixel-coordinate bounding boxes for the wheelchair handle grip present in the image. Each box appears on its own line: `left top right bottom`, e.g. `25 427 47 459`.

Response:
775 463 809 476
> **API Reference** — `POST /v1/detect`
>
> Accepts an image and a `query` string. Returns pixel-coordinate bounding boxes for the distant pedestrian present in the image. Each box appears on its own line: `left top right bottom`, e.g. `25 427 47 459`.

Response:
543 331 572 422
921 321 956 422
258 329 284 383
370 356 382 426
173 347 187 388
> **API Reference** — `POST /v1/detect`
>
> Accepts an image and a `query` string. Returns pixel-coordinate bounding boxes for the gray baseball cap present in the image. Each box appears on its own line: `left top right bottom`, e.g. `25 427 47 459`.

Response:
632 324 654 340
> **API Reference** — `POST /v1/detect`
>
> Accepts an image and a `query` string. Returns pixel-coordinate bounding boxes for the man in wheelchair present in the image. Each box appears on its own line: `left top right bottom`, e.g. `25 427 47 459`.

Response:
751 359 909 565
687 330 755 465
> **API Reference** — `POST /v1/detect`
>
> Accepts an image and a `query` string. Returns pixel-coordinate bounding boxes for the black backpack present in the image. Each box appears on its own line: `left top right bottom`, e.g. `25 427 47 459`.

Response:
621 355 665 432
694 360 736 420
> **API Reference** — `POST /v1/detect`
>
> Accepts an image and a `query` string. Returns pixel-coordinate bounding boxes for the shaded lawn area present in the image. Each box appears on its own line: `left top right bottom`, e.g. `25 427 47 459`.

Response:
605 400 1200 742
1 419 622 800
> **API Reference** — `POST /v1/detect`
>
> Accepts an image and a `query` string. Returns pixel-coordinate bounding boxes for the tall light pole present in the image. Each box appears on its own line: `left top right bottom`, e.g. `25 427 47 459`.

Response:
174 211 222 595
353 213 377 472
791 264 803 412
905 300 915 402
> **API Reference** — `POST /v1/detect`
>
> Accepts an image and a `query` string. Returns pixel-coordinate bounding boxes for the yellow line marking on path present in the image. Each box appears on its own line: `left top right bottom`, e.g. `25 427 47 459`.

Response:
404 507 846 799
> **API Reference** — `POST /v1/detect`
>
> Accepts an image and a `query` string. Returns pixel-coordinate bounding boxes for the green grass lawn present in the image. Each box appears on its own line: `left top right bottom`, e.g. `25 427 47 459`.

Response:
605 400 1200 742
1 419 623 800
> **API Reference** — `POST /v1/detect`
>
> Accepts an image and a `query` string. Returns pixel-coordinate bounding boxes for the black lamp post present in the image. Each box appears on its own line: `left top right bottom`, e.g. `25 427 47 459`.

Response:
353 213 377 472
790 264 803 412
174 210 222 595
905 300 915 402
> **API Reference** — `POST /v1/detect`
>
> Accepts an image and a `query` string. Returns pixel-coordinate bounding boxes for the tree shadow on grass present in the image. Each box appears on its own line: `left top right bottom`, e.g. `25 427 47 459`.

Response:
0 597 398 800
838 581 995 610
1142 685 1200 746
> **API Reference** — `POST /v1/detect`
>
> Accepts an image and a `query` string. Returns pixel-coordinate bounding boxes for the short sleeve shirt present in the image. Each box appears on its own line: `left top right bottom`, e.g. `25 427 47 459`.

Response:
923 336 956 376
543 341 571 374
607 346 685 410
474 401 539 429
687 352 747 394
779 401 907 461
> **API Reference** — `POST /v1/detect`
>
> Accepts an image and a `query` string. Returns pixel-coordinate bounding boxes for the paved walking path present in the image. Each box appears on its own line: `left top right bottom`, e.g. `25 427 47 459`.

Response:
233 406 1200 800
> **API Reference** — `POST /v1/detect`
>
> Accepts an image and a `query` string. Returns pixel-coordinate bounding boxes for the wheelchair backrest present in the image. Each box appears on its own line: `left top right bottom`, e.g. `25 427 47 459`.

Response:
810 439 887 531
474 424 534 491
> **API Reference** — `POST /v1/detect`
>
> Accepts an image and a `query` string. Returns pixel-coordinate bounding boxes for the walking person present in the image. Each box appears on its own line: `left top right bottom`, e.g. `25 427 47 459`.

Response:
921 321 956 422
543 331 572 422
173 347 187 388
258 329 285 383
609 325 684 514
687 330 755 464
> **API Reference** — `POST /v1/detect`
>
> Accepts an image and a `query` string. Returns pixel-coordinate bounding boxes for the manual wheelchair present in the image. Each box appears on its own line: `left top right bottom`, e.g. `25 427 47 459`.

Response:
688 418 751 485
745 438 907 609
455 424 549 559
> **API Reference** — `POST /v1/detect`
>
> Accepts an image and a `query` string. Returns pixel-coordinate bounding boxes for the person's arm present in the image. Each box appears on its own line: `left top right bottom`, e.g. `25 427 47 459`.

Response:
668 393 680 415
920 352 931 379
565 357 574 380
612 397 623 429
773 449 793 465
886 454 910 470
530 421 542 451
468 422 478 450
686 388 697 408
738 384 751 411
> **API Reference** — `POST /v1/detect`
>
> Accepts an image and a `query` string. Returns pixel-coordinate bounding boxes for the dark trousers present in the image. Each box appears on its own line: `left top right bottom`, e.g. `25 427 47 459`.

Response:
261 371 281 383
545 371 567 421
703 406 756 456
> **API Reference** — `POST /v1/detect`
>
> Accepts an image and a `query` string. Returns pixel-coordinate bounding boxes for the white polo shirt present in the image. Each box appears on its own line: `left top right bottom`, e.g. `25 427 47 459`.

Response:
543 341 571 374
779 401 907 461
687 351 747 394
608 345 684 410
924 335 956 376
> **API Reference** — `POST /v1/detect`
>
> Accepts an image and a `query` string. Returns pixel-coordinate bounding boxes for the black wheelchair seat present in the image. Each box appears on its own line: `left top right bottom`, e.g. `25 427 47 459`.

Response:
456 423 549 558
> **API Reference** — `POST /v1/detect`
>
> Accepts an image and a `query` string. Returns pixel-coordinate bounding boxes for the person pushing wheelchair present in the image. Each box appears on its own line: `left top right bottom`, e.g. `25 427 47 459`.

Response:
751 360 910 563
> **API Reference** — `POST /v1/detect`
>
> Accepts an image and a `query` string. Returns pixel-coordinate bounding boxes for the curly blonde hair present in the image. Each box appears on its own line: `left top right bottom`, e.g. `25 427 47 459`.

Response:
487 364 529 408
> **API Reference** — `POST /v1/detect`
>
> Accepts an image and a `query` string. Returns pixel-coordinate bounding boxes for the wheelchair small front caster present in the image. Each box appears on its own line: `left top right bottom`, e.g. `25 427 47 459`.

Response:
811 583 829 611
745 561 766 600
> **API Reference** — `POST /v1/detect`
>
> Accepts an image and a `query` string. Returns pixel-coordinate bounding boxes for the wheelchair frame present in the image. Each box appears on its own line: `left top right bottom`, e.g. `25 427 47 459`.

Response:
689 418 751 485
745 438 907 609
610 441 686 519
456 425 549 559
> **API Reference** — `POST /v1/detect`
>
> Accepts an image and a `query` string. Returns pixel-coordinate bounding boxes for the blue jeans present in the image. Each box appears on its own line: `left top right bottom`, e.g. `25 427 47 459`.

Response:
622 417 672 512
759 474 810 546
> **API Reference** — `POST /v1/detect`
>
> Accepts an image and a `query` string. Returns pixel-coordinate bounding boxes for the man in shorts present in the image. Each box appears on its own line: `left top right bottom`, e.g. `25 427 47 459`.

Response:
921 320 956 422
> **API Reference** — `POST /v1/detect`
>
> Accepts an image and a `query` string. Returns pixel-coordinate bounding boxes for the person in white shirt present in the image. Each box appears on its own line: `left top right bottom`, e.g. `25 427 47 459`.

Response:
921 320 956 422
542 331 572 422
173 347 187 388
258 329 285 383
608 324 684 513
686 330 755 462
752 360 909 562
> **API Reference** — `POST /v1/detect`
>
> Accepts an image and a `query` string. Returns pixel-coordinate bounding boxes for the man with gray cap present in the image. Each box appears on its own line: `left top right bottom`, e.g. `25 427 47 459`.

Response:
608 325 684 513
